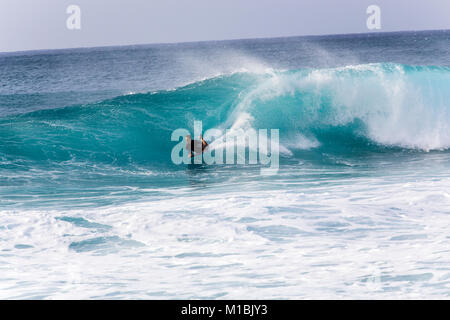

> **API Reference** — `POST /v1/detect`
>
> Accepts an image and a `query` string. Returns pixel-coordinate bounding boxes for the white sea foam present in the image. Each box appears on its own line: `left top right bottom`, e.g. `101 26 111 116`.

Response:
1 169 450 299
222 63 450 151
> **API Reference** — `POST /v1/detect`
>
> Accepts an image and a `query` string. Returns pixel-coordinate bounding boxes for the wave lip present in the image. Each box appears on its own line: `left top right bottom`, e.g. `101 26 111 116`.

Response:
225 63 450 153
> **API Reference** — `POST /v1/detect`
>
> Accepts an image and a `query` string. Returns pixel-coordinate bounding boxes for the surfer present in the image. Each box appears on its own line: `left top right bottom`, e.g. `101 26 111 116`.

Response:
186 135 208 158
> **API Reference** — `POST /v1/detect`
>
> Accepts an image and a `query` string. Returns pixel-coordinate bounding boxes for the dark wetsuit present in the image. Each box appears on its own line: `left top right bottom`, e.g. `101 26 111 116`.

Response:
189 139 208 155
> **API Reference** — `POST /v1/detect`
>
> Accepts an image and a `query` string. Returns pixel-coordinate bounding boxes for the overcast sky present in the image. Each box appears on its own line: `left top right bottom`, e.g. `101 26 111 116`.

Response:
1 0 449 53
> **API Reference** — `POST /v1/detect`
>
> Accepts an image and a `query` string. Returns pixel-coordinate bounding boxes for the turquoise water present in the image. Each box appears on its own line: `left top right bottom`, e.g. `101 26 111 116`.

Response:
1 30 450 299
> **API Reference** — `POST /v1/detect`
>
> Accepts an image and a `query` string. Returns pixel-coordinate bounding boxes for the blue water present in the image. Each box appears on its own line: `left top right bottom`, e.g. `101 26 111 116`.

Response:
1 30 450 299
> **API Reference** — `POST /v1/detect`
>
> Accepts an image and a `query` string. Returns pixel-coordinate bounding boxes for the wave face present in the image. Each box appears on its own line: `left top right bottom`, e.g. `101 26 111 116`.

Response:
1 63 450 171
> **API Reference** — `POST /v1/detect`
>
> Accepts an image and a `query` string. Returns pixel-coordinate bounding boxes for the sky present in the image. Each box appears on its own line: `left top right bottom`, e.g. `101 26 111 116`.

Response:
1 0 450 53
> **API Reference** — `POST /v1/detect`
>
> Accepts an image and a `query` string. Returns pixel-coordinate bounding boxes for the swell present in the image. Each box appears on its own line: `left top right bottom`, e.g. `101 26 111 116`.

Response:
0 63 449 168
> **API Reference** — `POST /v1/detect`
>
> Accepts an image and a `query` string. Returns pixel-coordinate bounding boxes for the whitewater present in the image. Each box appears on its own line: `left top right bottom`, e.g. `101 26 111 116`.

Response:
1 30 450 299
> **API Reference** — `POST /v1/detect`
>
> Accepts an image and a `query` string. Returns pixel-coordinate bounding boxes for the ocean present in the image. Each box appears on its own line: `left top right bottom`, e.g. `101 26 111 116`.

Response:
1 30 450 299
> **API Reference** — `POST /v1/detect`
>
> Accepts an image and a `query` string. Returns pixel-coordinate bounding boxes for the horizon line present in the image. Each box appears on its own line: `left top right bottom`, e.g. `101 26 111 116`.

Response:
1 28 449 56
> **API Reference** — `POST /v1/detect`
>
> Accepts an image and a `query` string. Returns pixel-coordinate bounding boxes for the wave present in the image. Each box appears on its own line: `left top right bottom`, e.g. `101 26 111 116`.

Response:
1 63 449 168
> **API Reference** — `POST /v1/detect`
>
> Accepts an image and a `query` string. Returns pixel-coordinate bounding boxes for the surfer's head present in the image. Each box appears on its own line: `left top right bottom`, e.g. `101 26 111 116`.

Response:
185 135 191 142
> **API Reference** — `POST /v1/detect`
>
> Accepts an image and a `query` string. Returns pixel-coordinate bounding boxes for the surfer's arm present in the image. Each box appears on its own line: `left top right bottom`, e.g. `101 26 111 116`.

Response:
200 135 208 148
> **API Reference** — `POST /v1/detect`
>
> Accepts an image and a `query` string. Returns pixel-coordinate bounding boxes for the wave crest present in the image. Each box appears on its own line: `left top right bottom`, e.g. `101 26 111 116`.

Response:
1 63 449 167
